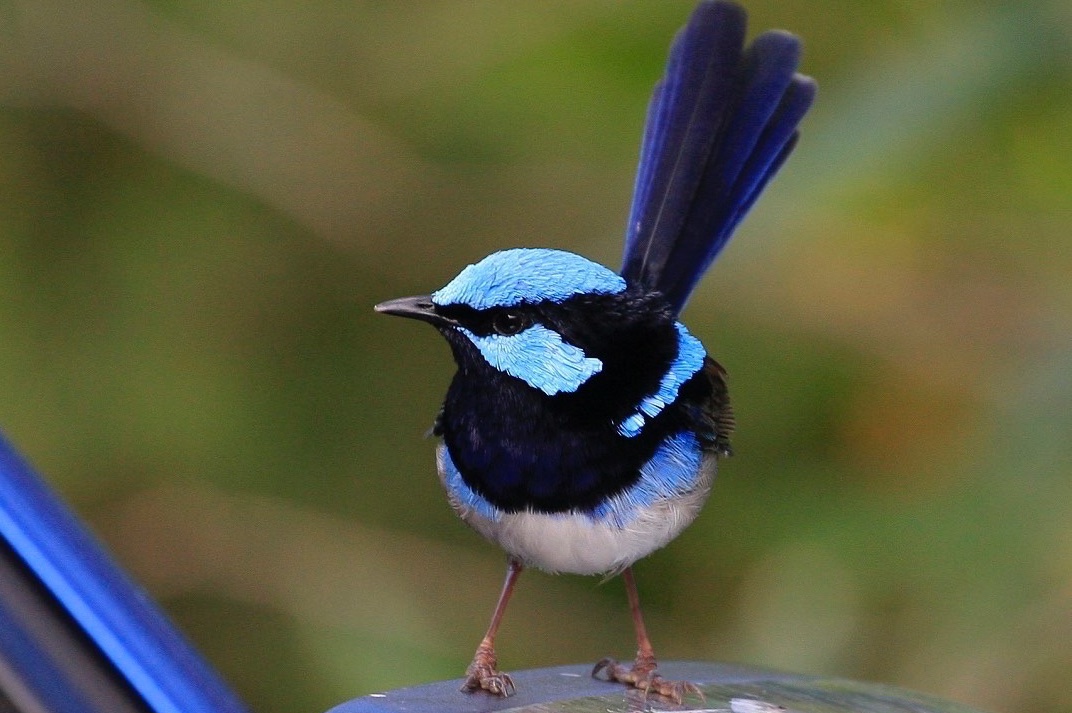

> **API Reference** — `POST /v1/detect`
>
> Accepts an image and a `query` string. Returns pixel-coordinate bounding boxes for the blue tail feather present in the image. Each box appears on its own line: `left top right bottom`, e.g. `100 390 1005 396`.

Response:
721 73 817 240
621 1 747 297
620 0 816 315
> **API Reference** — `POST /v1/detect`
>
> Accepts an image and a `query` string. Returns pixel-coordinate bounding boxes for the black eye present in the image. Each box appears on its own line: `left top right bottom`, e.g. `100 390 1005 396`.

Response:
492 311 528 336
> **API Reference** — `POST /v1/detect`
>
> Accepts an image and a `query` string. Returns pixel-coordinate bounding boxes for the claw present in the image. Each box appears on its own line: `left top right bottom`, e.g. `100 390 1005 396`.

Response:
460 665 515 697
461 643 515 697
591 657 617 679
592 656 704 704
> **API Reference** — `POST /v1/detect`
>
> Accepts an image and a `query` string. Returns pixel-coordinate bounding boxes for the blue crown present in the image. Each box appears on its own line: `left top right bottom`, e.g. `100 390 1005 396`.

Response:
432 248 627 310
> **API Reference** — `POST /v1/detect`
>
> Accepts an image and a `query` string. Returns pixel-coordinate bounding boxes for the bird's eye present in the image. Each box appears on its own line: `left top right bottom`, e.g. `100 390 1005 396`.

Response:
492 311 528 336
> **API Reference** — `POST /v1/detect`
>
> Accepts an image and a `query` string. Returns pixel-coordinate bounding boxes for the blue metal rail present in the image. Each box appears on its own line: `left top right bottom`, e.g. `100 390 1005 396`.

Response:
0 434 249 713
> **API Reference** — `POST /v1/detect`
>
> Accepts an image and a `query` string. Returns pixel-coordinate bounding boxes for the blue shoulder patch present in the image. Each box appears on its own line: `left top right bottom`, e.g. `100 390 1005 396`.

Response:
461 325 603 395
617 322 706 437
432 248 627 310
591 431 705 526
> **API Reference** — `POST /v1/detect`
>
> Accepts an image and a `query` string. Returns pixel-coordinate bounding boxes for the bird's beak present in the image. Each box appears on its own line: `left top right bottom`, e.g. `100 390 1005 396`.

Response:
374 295 457 328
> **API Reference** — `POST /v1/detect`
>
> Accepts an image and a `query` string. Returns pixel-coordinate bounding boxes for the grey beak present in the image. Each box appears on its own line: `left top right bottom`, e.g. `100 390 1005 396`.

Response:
374 295 457 328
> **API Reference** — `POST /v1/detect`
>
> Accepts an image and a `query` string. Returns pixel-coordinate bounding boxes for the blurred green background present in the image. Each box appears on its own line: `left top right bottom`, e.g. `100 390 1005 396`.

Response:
2 0 1070 711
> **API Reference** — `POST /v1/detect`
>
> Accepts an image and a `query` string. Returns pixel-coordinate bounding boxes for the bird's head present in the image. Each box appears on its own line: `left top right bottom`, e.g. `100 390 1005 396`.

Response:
375 248 680 403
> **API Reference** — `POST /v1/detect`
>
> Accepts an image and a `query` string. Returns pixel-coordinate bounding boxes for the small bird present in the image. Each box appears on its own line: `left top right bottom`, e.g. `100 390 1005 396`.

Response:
376 0 815 702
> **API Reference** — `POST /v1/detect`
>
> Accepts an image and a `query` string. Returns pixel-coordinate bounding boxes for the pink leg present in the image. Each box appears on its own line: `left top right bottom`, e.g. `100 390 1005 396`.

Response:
592 566 703 703
461 557 523 696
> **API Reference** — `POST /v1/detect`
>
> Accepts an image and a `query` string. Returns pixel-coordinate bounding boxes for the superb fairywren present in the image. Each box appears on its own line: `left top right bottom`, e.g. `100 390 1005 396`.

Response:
376 0 814 701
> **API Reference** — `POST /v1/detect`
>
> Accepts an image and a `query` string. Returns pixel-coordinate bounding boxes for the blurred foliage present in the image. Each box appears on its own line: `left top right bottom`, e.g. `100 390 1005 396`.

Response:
2 1 1071 712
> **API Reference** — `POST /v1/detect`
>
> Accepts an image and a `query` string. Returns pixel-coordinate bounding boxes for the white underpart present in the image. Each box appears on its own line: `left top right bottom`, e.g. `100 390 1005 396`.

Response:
436 444 716 575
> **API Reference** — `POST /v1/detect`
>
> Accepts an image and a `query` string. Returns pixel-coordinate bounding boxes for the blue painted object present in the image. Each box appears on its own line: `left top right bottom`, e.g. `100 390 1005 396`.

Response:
328 662 987 713
0 434 249 713
377 0 816 701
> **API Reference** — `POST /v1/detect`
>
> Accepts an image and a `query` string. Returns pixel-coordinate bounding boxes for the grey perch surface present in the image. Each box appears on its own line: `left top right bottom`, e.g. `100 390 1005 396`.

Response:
326 662 985 713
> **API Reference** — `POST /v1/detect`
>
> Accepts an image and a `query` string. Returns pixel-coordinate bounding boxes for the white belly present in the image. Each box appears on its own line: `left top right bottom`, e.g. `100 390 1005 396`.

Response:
436 444 716 575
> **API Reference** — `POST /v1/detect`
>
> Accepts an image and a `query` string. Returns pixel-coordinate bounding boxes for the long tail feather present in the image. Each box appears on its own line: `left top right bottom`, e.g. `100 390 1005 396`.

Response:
620 1 816 314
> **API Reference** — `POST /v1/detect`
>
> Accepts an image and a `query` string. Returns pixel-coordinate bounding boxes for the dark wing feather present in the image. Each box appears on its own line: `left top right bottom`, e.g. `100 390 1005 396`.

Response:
620 1 817 315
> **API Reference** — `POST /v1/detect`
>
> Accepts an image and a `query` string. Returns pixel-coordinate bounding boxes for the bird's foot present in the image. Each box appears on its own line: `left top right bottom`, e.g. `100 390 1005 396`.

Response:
460 643 515 697
592 655 704 704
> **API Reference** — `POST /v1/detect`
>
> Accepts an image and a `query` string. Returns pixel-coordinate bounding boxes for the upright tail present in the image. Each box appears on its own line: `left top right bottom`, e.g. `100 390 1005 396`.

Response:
620 0 817 315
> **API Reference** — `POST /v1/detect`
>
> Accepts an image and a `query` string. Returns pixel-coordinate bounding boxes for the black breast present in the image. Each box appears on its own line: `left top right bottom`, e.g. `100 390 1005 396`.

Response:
435 289 731 513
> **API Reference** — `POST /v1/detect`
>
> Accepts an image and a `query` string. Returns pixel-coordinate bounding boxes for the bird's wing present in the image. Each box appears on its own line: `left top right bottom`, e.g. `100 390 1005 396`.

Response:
620 0 817 315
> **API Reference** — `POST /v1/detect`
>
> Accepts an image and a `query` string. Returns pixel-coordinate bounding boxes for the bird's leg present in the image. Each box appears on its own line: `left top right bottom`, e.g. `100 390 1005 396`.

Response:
461 556 523 697
592 566 703 704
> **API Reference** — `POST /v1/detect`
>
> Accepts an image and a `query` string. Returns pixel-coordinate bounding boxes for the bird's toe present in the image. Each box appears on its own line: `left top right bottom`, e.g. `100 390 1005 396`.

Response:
591 656 703 704
645 675 705 704
461 659 515 697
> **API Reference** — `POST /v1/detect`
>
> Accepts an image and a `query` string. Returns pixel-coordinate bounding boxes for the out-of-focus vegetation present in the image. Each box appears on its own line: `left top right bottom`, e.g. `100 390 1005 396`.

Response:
2 1 1070 712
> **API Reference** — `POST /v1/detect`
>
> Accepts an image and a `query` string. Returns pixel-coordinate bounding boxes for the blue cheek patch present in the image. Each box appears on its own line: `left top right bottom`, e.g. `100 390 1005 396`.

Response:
462 325 603 396
617 322 706 437
432 248 627 310
591 431 704 526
